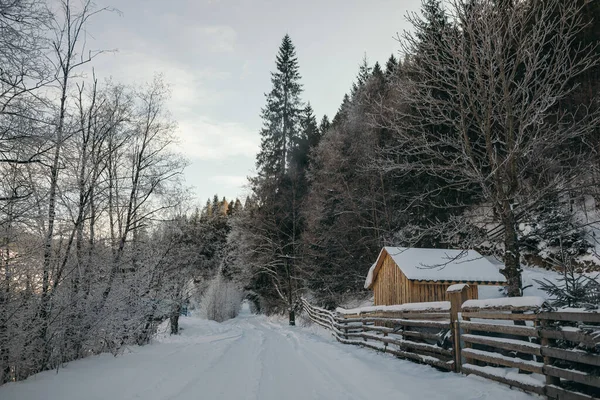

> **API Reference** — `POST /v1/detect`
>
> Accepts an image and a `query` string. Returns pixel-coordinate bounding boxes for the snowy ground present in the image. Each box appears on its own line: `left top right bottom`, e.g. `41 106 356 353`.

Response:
0 304 537 400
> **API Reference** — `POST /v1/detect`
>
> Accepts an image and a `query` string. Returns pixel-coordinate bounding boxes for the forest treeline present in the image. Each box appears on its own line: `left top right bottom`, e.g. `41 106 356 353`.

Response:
228 0 600 322
2 0 600 386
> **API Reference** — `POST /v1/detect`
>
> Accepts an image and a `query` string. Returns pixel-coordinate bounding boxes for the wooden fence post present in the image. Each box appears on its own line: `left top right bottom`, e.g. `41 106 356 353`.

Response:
447 284 469 373
539 318 560 391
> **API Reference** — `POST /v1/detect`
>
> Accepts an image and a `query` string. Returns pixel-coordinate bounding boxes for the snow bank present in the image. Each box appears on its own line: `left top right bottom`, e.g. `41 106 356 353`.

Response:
462 296 548 311
336 301 450 315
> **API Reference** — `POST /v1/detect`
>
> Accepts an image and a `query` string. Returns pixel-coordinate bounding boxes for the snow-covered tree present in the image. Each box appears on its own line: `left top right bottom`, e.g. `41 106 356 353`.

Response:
377 0 600 296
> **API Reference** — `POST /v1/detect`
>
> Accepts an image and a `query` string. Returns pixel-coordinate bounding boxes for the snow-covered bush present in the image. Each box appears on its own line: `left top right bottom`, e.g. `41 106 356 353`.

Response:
200 275 242 322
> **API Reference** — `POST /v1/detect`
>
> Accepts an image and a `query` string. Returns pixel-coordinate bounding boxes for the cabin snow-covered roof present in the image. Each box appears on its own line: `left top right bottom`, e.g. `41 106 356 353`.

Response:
365 247 506 289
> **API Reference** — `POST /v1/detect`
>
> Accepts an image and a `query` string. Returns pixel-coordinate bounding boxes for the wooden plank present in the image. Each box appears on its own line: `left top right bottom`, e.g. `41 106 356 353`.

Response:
544 365 600 389
461 321 538 337
461 364 545 395
546 385 597 400
333 332 454 371
397 329 442 341
540 329 599 347
539 319 560 386
538 312 600 324
369 312 450 320
341 317 450 329
385 347 454 371
462 348 544 374
461 304 543 312
541 346 600 367
462 334 541 356
346 332 453 357
461 311 538 321
361 325 394 334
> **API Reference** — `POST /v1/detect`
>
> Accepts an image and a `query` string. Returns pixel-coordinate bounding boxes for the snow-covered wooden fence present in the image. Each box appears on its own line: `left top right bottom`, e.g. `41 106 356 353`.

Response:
461 297 600 399
301 286 600 400
300 297 456 371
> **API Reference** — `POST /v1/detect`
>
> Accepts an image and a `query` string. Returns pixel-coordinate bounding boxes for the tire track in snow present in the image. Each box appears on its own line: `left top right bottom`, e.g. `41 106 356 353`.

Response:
253 320 360 400
127 329 244 400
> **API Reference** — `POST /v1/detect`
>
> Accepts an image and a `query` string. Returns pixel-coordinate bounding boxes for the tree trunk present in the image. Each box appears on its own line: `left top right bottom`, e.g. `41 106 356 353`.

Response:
501 203 522 297
170 305 181 335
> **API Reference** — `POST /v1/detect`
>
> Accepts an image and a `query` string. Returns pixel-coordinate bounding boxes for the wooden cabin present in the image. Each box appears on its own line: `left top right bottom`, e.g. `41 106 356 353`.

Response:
364 247 506 306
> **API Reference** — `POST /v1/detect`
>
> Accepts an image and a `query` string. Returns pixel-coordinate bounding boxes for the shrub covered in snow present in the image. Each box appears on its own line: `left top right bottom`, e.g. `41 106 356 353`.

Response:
200 275 243 322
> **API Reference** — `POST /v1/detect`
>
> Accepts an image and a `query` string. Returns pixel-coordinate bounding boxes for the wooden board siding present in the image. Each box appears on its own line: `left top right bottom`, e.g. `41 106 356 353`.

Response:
372 253 480 306
412 282 478 303
373 253 407 305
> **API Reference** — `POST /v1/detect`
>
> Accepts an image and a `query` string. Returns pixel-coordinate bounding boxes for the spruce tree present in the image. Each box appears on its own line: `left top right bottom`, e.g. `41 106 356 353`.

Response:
385 54 398 78
351 54 372 97
256 34 303 179
415 0 449 46
332 93 351 126
371 61 385 89
372 62 383 79
301 104 320 150
319 115 331 136
241 35 308 325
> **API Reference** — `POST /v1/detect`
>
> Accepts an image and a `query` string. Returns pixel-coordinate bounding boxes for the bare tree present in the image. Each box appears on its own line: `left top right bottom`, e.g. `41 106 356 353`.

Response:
38 0 111 369
377 0 600 296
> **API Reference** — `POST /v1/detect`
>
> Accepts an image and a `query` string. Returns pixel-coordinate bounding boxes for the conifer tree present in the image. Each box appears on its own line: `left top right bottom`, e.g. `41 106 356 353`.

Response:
301 104 320 150
351 54 372 97
332 94 351 126
237 35 309 325
372 62 383 79
256 34 303 179
385 54 398 78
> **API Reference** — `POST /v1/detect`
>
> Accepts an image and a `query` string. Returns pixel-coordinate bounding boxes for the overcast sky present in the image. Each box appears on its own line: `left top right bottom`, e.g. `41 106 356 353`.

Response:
85 0 422 205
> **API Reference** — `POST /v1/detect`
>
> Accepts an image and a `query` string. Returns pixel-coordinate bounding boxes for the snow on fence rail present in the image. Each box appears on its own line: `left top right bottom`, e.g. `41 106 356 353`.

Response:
302 287 600 399
336 301 450 316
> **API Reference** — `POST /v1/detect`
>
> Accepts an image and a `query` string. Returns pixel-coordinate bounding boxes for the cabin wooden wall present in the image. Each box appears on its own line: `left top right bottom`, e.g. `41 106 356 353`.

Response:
372 254 480 306
411 281 479 303
373 253 406 305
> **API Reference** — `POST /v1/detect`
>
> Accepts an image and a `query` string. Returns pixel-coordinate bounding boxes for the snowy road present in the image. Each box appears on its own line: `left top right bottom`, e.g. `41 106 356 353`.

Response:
0 306 536 400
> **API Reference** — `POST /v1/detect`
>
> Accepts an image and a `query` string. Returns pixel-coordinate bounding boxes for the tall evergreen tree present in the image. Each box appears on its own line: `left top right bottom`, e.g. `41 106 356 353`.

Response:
351 54 372 97
236 35 310 325
256 34 304 179
415 0 449 46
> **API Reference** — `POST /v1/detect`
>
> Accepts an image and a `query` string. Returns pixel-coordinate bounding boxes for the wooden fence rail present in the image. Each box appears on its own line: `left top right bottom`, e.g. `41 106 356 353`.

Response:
301 285 600 400
300 297 455 371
